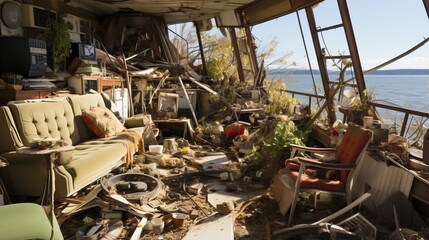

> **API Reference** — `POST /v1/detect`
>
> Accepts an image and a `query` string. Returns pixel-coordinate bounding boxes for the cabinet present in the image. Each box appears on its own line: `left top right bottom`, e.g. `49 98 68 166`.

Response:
67 76 123 94
0 89 54 106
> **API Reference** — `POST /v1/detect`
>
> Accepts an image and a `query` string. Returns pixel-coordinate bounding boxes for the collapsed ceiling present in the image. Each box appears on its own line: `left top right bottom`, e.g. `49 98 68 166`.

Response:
67 0 323 25
67 0 255 24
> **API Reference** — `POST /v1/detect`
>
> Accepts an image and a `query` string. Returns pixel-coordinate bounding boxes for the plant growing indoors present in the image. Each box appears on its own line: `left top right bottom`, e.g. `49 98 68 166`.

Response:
44 18 71 72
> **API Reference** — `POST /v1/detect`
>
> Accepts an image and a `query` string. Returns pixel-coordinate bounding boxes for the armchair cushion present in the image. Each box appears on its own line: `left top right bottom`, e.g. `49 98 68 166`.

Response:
0 203 63 240
289 170 345 192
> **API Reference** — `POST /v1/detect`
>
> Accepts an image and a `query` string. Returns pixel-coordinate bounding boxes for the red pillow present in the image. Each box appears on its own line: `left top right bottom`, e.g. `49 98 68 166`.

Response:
82 107 124 138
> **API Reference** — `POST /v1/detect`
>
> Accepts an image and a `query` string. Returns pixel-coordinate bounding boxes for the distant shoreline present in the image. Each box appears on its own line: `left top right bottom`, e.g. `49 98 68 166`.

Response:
268 68 429 75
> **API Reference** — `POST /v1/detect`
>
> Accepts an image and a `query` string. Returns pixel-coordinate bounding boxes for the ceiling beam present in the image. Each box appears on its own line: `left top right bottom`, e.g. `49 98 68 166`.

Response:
241 0 324 26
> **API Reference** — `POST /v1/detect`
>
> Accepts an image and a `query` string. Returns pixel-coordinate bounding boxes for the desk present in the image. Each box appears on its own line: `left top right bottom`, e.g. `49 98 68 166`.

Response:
153 119 194 142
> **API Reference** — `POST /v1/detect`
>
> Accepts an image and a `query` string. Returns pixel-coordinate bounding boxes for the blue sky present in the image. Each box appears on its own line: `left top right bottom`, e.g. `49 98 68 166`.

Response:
251 0 429 70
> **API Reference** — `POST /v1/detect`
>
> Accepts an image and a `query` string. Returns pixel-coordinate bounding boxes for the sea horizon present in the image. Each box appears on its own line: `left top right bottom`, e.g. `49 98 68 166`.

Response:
268 73 429 128
268 68 429 76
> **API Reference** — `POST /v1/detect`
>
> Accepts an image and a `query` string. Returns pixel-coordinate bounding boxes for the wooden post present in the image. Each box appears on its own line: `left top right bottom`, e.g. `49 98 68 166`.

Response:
229 28 245 83
424 0 429 19
337 0 367 101
244 26 259 79
305 7 336 124
194 21 208 76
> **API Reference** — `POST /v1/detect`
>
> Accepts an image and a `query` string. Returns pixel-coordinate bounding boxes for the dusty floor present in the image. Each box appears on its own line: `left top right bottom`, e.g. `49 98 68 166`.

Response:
55 152 427 240
56 170 383 240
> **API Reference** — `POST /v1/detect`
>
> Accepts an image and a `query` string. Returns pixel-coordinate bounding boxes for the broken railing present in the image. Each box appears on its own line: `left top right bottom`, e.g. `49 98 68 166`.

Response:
284 89 429 141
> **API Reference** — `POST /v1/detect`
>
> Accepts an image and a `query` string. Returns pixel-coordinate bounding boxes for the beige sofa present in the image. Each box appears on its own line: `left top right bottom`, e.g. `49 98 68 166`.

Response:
0 93 147 198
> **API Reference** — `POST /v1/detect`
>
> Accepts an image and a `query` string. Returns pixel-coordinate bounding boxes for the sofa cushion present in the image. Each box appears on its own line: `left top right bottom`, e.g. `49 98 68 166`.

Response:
82 106 125 138
7 99 79 146
67 94 106 142
64 138 127 189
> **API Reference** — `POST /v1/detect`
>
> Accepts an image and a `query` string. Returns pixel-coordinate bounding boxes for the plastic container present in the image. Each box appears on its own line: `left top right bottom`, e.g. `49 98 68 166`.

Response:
171 213 187 227
149 145 163 154
151 218 164 234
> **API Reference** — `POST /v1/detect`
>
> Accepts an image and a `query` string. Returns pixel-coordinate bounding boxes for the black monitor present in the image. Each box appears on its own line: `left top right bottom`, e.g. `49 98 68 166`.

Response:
0 37 47 77
70 42 96 64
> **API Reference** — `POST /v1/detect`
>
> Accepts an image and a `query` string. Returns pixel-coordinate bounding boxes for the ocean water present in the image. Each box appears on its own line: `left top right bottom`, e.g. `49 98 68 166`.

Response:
269 73 429 125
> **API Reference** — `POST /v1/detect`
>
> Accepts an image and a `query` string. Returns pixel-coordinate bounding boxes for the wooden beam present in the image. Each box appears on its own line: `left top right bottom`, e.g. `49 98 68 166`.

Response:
337 0 367 101
229 28 245 83
424 0 429 19
194 21 208 76
305 7 336 124
244 26 259 80
241 0 324 25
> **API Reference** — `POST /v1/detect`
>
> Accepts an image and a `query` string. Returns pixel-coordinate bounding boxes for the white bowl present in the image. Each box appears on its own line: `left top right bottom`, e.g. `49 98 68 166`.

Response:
149 145 163 154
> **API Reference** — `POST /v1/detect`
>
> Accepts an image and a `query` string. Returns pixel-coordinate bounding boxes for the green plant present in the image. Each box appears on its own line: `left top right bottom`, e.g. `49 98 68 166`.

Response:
264 79 300 115
247 119 308 167
44 18 71 72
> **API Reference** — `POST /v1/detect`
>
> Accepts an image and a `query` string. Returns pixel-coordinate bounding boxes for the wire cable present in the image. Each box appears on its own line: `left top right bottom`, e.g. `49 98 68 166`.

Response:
296 10 320 107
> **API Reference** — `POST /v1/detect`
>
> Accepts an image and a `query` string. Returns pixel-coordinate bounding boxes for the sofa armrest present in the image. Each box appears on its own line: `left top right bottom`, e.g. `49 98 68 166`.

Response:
0 107 23 153
124 114 151 128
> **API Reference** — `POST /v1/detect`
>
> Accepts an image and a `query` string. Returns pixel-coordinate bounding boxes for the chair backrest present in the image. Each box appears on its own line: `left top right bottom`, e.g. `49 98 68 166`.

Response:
335 124 373 183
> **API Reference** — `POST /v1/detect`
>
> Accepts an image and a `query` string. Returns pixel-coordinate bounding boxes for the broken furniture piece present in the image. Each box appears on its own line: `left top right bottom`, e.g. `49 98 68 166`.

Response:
273 193 375 239
284 124 373 226
101 173 162 201
153 118 194 143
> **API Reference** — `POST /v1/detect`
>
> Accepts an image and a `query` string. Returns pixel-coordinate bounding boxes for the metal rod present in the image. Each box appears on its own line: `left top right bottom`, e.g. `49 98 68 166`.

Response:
178 77 199 126
324 55 351 59
317 23 344 32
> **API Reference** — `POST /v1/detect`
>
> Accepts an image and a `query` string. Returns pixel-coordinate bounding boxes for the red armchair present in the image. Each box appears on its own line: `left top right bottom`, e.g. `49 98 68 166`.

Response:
284 124 372 226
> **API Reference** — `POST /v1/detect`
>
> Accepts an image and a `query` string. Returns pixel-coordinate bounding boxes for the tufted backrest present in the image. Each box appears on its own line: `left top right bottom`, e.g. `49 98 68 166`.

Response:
335 124 372 183
8 98 80 146
67 94 106 142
